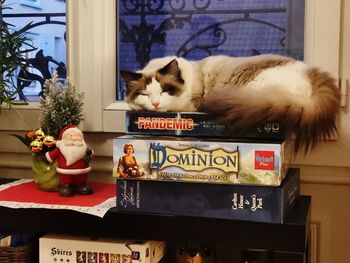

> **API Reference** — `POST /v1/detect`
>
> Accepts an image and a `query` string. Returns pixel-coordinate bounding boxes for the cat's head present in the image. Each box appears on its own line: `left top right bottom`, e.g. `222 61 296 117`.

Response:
121 58 191 111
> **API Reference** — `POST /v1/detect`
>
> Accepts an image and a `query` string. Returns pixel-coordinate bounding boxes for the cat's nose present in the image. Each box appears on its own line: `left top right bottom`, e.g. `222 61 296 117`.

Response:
152 102 160 109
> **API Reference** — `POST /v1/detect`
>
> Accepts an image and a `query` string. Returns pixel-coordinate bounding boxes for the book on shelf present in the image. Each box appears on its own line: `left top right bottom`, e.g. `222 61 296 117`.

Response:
126 110 286 140
115 168 300 224
0 232 35 247
113 135 290 186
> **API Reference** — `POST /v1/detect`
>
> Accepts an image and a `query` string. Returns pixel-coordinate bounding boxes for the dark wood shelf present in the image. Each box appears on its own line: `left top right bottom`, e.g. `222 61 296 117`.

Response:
0 195 310 254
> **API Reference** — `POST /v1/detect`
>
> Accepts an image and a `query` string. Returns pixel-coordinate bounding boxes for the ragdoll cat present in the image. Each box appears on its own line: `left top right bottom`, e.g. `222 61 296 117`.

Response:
120 54 341 154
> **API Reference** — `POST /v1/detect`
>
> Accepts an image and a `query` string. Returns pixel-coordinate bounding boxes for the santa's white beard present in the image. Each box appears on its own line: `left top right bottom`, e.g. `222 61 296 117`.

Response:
56 139 87 166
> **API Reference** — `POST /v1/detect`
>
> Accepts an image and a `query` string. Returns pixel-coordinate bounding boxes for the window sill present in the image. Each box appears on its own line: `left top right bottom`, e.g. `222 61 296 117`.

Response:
104 101 130 111
102 102 129 133
1 101 40 110
0 102 41 131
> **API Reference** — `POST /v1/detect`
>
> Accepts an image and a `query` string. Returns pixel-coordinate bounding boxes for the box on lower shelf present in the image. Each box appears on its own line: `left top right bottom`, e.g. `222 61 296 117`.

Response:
39 234 166 263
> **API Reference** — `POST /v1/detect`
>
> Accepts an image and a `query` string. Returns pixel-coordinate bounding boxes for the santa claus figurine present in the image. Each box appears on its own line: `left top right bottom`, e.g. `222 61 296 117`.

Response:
45 125 94 197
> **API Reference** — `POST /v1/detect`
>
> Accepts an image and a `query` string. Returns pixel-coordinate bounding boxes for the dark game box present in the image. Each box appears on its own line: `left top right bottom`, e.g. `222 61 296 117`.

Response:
125 111 286 140
116 168 300 224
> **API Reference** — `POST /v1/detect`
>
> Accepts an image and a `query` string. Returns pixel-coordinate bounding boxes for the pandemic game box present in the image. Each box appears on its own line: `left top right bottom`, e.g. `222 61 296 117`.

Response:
116 168 300 224
113 135 290 186
125 111 286 139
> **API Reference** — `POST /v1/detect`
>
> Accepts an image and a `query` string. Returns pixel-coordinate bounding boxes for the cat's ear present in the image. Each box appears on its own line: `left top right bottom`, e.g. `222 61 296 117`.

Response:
157 59 184 84
120 70 143 83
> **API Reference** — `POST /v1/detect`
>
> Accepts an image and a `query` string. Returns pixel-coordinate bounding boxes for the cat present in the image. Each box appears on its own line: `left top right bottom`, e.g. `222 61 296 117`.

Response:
120 54 341 154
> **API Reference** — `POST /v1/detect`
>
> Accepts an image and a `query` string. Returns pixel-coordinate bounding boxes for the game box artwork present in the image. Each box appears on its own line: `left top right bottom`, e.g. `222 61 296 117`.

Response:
126 111 286 140
113 135 289 186
39 234 166 263
116 168 300 224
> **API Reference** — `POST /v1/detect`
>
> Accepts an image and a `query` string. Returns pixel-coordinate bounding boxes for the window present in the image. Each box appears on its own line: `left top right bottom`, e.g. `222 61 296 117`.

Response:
117 0 305 100
2 0 66 101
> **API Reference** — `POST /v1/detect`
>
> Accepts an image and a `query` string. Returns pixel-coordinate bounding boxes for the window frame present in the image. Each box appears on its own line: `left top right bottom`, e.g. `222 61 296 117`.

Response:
67 0 129 133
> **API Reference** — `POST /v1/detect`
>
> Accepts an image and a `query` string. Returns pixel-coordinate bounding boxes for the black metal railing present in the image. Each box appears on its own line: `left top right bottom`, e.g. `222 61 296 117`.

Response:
119 0 286 67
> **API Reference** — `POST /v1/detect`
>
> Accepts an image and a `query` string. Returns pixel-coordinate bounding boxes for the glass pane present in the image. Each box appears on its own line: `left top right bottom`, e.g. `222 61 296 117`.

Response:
117 0 305 100
2 0 66 101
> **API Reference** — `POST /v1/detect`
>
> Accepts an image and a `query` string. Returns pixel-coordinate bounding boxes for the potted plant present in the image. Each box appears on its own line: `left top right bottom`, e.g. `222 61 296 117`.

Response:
0 0 36 107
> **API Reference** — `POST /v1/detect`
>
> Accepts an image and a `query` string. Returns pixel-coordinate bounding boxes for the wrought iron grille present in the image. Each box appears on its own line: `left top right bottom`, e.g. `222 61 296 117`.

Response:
118 0 305 100
2 12 66 100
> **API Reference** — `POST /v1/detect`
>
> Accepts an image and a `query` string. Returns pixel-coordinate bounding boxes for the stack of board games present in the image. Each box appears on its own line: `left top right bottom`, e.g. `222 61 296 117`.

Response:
113 111 299 223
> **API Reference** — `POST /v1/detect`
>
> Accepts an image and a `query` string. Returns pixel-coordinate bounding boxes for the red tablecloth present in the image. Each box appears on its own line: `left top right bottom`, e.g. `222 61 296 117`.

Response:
0 180 116 217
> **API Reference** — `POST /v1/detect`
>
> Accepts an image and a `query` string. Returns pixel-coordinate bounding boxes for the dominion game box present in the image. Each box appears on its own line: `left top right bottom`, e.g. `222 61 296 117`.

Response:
113 135 289 186
125 111 286 139
116 168 300 223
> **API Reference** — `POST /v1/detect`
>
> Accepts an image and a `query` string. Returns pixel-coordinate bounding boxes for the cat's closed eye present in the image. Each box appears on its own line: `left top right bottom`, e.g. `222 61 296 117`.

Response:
135 90 148 96
162 84 180 95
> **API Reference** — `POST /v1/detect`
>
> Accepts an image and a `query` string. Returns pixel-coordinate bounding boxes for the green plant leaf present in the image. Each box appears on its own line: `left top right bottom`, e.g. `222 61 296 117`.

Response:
10 134 31 148
0 0 38 106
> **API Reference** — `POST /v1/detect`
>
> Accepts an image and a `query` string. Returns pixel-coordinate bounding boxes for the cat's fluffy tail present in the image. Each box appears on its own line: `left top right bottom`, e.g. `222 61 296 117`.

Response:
198 68 341 154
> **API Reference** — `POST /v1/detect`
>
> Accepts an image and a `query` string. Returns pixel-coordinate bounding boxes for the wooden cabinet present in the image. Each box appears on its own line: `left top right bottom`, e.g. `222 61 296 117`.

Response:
0 183 310 263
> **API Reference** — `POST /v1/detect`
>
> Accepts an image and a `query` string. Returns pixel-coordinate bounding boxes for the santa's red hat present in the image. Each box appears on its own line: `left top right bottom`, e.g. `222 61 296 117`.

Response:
58 124 83 140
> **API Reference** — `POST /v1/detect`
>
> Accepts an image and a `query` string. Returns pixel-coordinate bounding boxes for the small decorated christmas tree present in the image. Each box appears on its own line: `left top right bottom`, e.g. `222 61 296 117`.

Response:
40 71 84 138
